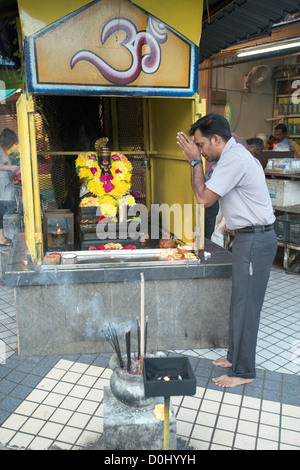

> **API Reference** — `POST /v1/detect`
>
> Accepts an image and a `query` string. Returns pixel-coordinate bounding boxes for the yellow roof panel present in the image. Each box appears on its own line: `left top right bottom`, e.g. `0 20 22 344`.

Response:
18 0 203 44
132 0 203 44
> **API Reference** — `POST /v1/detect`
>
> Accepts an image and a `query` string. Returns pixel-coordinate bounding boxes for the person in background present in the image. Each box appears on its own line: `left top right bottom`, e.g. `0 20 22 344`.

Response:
0 129 19 246
246 137 267 169
246 137 264 158
177 113 277 388
264 135 275 150
232 133 247 148
273 123 292 151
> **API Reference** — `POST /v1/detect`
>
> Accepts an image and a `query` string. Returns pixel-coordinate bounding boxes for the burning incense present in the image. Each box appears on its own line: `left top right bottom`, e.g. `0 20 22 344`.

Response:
137 317 141 359
144 315 148 355
125 328 131 372
106 323 124 369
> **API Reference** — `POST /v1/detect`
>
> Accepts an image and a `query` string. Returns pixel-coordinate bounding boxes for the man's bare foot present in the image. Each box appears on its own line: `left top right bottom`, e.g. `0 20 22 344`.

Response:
212 374 254 388
213 358 232 368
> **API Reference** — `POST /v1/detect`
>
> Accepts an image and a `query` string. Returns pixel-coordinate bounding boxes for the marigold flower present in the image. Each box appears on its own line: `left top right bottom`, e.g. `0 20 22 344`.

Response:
76 152 133 212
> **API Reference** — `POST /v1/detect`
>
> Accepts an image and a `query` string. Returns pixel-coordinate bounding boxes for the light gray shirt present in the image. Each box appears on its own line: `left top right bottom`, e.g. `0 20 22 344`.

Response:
273 137 292 152
0 147 15 201
206 137 275 230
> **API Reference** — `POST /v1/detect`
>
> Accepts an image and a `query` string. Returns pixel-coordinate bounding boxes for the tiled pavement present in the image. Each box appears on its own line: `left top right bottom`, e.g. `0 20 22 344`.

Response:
0 254 300 450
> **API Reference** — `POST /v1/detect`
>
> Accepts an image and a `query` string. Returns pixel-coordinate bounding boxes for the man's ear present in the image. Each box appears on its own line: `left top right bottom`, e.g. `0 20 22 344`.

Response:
212 134 222 147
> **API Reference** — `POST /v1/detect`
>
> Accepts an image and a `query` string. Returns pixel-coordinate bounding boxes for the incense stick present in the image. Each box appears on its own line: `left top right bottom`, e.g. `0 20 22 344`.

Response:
140 273 145 370
144 315 148 355
125 328 131 372
137 317 141 359
106 323 124 369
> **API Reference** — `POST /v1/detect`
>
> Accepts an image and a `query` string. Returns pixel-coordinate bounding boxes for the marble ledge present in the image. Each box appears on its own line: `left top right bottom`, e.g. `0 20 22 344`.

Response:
4 234 232 287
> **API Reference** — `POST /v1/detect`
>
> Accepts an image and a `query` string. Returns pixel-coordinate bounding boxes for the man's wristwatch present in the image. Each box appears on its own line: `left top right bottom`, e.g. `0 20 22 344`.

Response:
190 160 203 167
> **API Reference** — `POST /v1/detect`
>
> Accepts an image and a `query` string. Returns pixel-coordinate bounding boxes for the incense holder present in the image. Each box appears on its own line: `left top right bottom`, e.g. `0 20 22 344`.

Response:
109 354 158 409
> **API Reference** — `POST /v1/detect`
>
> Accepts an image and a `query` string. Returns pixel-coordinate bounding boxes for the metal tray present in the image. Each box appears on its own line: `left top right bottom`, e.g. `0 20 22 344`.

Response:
143 357 196 397
41 248 200 270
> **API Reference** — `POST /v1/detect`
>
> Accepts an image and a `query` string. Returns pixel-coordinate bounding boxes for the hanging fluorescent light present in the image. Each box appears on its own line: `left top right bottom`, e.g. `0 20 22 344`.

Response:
237 39 300 58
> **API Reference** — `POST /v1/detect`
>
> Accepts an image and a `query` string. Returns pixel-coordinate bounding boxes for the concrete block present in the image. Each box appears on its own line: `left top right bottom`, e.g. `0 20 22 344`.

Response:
103 387 176 450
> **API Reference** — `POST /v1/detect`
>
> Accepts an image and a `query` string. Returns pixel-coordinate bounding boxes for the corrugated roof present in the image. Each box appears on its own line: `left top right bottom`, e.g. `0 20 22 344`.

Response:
200 0 300 62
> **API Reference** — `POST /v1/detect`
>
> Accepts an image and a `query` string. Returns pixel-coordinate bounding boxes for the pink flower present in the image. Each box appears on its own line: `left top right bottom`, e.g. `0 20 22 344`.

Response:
100 174 113 182
89 155 96 160
115 169 122 174
90 167 97 175
111 154 120 161
99 174 115 193
104 181 115 193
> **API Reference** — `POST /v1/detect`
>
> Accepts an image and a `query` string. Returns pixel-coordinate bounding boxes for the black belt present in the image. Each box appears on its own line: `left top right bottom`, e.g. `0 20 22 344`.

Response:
235 224 274 233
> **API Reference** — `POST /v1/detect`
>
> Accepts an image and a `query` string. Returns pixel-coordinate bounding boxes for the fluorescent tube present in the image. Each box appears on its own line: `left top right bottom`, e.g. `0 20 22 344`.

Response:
237 41 300 57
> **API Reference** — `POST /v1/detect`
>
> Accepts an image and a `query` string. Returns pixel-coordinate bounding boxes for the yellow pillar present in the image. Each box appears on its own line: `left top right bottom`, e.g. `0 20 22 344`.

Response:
16 93 43 264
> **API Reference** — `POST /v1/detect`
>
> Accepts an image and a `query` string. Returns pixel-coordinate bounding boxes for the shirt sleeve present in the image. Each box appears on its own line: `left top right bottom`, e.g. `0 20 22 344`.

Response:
206 153 246 198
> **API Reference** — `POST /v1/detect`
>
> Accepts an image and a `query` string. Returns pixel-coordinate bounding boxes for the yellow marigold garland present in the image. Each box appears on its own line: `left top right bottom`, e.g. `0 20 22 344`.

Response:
76 152 135 217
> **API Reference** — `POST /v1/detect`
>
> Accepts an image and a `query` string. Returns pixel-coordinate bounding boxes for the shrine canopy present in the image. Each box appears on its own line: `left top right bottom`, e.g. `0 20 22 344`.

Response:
21 0 203 97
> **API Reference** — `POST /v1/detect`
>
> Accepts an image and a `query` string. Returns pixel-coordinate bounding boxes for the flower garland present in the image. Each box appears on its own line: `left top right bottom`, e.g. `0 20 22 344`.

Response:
8 144 20 164
76 152 136 218
89 243 137 251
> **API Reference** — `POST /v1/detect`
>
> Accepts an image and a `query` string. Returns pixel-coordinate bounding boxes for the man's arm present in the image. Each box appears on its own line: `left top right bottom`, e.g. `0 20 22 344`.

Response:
176 132 219 207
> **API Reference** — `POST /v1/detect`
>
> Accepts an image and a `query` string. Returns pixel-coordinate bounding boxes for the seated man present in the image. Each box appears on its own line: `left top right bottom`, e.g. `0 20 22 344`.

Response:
246 137 266 168
273 123 292 151
246 137 264 157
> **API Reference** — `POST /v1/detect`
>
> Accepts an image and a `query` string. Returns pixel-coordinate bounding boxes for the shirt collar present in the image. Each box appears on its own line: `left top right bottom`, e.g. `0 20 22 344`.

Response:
210 137 236 171
222 137 236 155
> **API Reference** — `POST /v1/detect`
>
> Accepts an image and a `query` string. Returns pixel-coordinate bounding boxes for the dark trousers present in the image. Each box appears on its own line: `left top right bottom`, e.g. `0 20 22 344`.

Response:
205 201 219 239
227 229 278 378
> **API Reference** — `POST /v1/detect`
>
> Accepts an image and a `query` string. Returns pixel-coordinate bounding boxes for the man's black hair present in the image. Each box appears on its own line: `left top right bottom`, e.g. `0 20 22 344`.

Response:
189 113 232 142
0 128 18 148
274 123 287 134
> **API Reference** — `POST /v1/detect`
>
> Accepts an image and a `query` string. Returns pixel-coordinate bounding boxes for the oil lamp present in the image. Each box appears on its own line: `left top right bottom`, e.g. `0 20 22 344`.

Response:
43 209 74 252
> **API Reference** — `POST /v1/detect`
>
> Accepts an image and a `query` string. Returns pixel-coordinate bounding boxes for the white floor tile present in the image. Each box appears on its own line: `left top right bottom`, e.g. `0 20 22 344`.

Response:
0 265 300 451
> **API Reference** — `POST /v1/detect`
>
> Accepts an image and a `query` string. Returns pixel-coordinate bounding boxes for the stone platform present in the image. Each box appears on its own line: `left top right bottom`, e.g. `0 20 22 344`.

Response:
5 234 232 356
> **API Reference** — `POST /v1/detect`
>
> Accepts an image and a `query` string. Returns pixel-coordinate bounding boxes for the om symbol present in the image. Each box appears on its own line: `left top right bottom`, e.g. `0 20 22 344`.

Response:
70 17 168 85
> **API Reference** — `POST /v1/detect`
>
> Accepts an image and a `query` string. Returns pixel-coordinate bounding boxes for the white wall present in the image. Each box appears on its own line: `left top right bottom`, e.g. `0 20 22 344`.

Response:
199 58 285 142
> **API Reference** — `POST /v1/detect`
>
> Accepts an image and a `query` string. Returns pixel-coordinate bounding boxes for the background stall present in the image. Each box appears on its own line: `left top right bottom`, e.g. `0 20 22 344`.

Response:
198 13 300 269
